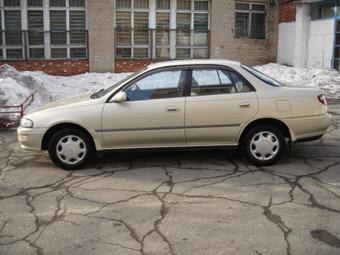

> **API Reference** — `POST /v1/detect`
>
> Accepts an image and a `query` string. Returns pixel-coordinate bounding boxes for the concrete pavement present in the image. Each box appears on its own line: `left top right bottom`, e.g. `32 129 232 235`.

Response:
0 105 340 255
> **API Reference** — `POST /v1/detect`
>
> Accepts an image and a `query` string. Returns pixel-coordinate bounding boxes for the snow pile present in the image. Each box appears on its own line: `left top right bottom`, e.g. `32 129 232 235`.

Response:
27 70 130 102
0 77 32 106
255 63 340 98
0 64 130 120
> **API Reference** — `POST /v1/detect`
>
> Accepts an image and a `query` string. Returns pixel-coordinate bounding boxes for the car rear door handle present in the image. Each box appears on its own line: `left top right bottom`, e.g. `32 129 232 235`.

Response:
239 103 253 108
167 107 180 112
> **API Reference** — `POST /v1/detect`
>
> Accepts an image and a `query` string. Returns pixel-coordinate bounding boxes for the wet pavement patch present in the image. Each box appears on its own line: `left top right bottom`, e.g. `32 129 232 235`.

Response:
311 229 340 248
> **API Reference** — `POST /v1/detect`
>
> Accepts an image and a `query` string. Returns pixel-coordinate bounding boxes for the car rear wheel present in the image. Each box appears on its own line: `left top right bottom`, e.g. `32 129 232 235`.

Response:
241 125 286 166
48 128 93 170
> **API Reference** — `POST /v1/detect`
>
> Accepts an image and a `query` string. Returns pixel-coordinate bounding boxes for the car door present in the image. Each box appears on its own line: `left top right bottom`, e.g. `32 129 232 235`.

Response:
101 67 188 149
185 66 258 145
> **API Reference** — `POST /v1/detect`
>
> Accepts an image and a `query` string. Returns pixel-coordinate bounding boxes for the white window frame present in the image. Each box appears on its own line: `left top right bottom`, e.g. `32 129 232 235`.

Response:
48 0 88 59
26 0 45 59
234 2 267 39
0 0 88 60
114 0 210 60
154 0 171 59
114 0 150 59
0 0 24 59
175 0 210 59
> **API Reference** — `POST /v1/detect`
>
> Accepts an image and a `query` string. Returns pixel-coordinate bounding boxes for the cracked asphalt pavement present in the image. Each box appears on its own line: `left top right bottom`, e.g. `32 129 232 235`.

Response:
1 105 340 255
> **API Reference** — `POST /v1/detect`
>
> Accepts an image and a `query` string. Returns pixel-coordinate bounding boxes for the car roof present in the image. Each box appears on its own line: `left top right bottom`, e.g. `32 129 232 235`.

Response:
146 59 241 70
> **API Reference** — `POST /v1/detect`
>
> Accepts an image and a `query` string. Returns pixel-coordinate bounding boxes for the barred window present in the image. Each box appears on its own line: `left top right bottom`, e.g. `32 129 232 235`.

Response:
157 0 170 9
50 11 67 45
156 12 170 58
235 3 266 39
49 0 87 59
70 0 85 7
310 1 334 20
50 0 66 7
70 10 86 44
115 0 150 59
27 0 43 6
177 0 191 10
28 10 45 58
115 0 210 60
2 8 23 59
175 0 209 59
0 0 88 60
4 0 21 6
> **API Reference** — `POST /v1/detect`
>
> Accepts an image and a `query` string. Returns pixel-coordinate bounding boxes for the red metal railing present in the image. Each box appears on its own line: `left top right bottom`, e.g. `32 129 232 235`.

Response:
0 91 36 128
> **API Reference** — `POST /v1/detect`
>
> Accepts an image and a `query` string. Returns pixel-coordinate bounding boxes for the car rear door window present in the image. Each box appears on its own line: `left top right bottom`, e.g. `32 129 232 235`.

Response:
191 68 235 96
191 67 253 96
123 69 187 101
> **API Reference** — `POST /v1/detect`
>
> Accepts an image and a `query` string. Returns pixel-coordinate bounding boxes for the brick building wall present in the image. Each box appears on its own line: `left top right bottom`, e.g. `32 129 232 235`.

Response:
210 0 279 66
279 0 297 23
0 60 89 76
88 0 115 73
115 59 159 73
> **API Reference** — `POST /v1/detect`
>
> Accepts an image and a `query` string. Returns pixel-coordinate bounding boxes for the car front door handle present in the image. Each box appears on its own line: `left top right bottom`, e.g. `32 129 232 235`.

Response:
167 107 180 112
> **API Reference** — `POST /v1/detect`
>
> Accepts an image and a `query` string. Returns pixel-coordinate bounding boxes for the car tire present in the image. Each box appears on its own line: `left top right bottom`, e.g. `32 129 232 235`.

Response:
48 128 94 170
241 125 286 166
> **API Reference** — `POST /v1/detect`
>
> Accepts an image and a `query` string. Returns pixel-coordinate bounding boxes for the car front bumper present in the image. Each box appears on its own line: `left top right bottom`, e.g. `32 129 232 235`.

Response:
17 127 47 151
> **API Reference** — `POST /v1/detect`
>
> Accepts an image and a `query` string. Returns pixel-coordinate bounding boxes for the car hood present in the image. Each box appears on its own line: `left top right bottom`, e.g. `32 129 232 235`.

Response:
30 93 92 114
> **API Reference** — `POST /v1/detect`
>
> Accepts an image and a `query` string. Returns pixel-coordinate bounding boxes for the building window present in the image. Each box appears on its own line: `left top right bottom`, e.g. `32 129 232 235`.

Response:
28 10 45 59
156 12 170 58
114 0 210 60
235 2 266 39
115 0 150 59
49 0 87 59
310 1 334 20
115 0 209 59
0 0 87 60
0 1 23 59
176 0 209 59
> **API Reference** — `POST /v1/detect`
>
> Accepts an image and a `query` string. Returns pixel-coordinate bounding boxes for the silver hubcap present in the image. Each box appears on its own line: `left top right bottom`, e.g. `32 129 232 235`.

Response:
250 131 279 161
56 135 86 165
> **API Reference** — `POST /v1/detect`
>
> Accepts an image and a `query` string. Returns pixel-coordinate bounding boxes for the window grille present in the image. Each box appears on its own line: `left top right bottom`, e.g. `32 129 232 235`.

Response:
0 0 88 60
235 2 266 39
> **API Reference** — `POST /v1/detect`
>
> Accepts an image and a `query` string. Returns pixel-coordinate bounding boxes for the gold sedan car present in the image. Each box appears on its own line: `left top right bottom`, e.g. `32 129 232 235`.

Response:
17 60 331 169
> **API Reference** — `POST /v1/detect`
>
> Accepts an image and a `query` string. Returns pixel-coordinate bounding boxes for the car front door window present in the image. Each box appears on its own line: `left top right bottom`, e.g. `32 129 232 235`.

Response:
124 70 185 101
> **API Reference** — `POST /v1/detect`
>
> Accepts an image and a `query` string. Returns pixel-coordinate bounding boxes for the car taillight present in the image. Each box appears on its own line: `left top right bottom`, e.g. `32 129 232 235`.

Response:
318 95 327 106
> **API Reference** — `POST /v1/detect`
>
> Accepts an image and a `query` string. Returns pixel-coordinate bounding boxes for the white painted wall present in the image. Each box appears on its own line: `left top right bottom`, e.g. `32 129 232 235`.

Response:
307 19 335 69
277 22 296 66
294 4 310 67
277 4 335 69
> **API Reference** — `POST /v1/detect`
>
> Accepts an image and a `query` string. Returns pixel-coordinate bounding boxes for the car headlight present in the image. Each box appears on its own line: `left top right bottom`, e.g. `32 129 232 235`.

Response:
20 118 34 128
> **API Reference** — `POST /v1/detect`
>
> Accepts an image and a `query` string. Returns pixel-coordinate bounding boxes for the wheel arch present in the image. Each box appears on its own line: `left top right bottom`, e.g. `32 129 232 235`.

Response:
41 123 96 150
238 118 291 144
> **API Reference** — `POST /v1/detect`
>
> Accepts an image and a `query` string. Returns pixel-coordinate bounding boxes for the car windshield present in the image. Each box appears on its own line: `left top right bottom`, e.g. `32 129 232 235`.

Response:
241 64 282 87
91 68 146 98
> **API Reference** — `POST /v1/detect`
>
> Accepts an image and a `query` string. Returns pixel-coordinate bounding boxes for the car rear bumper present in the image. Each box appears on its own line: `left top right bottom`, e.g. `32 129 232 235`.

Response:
284 113 331 142
17 127 46 151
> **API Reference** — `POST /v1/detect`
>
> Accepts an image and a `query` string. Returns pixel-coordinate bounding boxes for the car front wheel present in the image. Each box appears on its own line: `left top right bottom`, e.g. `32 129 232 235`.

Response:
48 128 93 170
242 125 286 166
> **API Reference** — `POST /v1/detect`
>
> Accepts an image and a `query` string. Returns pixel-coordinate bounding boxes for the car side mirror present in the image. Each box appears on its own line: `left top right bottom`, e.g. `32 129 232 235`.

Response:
112 91 127 103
